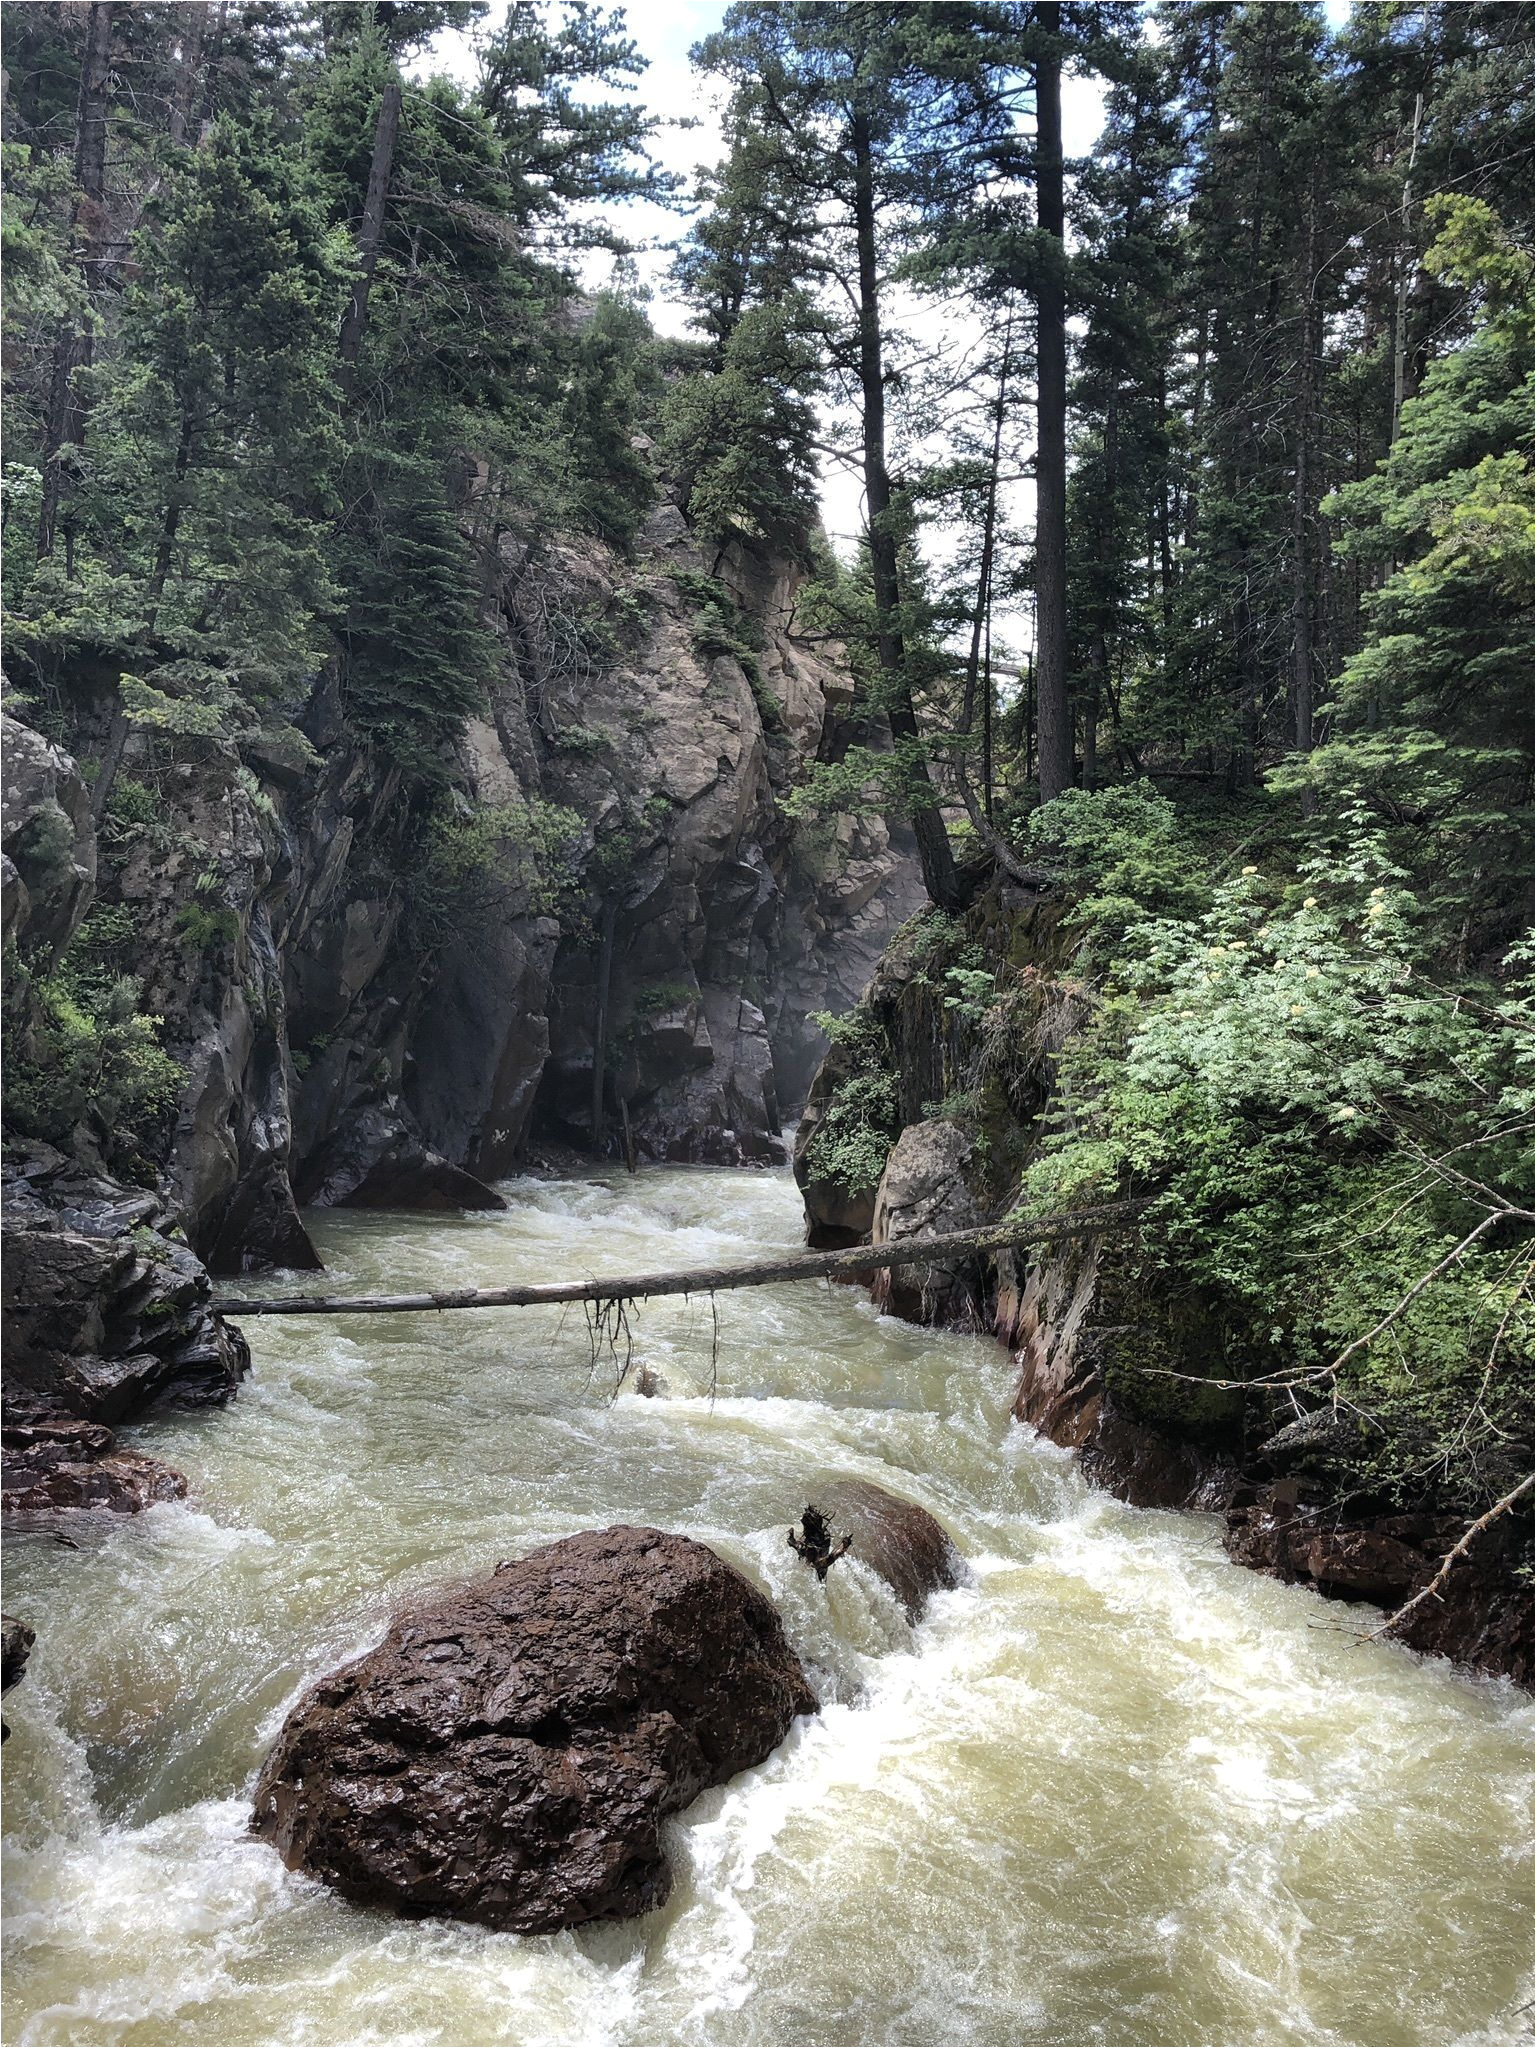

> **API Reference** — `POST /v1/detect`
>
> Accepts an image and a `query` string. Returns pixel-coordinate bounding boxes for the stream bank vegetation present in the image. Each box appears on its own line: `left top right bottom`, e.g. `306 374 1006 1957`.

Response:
675 2 1532 1621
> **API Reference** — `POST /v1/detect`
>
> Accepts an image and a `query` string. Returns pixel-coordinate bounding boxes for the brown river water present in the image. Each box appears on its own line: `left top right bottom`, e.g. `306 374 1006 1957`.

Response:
2 1163 1531 2046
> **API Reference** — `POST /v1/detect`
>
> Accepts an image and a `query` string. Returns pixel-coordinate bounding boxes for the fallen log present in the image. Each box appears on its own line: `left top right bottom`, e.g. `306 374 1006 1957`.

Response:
217 1205 1141 1318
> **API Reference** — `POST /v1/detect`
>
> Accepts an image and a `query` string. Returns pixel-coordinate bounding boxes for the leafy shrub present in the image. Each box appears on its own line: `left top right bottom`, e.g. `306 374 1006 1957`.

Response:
805 1070 900 1195
407 795 585 949
175 902 241 952
101 776 166 837
1021 797 1533 1508
4 962 183 1155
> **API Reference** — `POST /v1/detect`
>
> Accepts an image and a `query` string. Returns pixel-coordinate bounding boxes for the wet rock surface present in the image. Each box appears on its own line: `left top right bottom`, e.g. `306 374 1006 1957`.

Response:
252 1526 818 1932
820 1480 968 1620
297 1103 506 1214
869 1120 985 1325
1225 1487 1534 1687
2 1149 246 1517
1 1393 188 1515
1 1611 34 1740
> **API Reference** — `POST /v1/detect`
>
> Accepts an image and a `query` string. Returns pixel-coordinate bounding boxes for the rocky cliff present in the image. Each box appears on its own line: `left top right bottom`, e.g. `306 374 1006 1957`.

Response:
2 489 920 1509
4 500 919 1271
793 884 1533 1687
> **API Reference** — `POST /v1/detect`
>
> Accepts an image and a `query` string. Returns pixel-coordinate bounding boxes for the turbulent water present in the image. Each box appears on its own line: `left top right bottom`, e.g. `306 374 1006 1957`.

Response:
2 1164 1531 2047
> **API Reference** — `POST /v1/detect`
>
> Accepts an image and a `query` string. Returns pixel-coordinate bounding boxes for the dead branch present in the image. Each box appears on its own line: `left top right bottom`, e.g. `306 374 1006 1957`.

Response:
217 1205 1143 1318
1367 1473 1535 1644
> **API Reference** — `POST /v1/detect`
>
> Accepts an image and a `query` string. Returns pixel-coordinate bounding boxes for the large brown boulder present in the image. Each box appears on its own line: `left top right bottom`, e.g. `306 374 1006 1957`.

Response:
821 1479 969 1620
252 1526 817 1932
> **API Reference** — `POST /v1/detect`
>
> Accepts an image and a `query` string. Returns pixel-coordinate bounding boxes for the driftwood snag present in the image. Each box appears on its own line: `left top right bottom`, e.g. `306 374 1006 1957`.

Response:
789 1505 852 1581
218 1205 1144 1319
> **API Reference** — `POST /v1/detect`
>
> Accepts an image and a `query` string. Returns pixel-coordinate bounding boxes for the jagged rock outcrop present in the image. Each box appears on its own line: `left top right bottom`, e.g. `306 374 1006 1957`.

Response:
516 516 921 1168
1 1145 248 1516
1 1612 34 1740
869 1120 985 1325
1225 1487 1532 1687
2 1147 247 1423
820 1479 968 1620
252 1527 818 1932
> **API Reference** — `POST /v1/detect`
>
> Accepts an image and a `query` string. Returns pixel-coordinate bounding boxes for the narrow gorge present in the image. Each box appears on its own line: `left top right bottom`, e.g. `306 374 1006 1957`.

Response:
2 2 1531 2044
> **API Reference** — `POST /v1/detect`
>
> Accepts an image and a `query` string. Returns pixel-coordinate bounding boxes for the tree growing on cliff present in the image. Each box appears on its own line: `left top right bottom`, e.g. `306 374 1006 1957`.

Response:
692 1 1043 910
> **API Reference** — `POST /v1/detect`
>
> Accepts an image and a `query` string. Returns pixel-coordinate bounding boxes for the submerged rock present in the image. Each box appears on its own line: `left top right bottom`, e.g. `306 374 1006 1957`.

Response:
821 1479 969 1620
252 1526 817 1932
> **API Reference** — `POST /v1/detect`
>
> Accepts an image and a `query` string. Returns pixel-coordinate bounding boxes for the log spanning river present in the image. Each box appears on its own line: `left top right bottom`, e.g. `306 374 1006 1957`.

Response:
2 1164 1532 2046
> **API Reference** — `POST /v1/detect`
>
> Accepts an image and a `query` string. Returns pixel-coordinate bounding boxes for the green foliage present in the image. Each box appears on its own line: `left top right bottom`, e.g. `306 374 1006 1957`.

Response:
406 794 585 952
660 299 823 560
630 980 697 1020
1026 783 1206 956
4 955 183 1158
561 292 659 550
805 1069 900 1197
1021 795 1533 1509
100 777 165 837
174 902 240 953
1305 195 1534 947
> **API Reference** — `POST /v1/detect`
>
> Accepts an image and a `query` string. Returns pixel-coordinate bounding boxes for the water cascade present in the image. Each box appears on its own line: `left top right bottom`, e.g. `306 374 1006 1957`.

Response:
3 1165 1531 2046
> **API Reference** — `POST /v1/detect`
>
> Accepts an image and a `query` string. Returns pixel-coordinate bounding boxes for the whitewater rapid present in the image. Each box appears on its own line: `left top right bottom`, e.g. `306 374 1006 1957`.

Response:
3 1164 1531 2045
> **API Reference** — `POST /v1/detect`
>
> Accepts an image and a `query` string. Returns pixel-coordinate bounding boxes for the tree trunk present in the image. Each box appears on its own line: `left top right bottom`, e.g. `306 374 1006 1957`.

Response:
850 94 962 910
1390 92 1424 445
958 310 1012 835
168 2 208 145
338 78 403 382
1291 187 1318 756
195 0 229 132
37 0 115 561
218 1205 1146 1318
1033 2 1071 805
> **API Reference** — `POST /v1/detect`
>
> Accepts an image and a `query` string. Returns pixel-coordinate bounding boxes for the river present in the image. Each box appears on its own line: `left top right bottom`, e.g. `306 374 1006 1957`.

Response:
2 1163 1531 2046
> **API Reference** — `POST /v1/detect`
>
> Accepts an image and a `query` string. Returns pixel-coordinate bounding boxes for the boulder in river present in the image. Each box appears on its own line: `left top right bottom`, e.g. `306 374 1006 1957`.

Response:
821 1479 969 1620
251 1526 818 1932
1 1391 189 1515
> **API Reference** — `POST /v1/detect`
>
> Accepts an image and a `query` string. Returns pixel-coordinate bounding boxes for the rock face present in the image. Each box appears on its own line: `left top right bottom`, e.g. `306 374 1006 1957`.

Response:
1225 1488 1533 1686
2 507 920 1287
252 1527 818 1932
869 1120 985 1325
0 712 96 962
821 1480 968 1620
